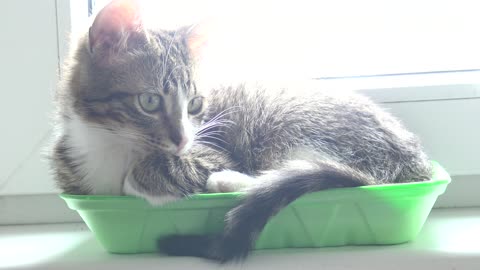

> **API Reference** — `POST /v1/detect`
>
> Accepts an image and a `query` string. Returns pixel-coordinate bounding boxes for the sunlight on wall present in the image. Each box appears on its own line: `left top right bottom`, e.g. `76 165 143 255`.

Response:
89 0 480 81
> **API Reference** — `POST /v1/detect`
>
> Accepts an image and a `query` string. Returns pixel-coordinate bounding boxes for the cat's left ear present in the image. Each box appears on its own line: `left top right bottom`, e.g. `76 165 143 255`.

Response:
185 20 216 60
88 0 146 63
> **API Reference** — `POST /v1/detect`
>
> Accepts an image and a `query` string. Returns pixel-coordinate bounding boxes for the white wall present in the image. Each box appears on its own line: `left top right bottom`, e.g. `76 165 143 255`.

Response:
0 0 60 195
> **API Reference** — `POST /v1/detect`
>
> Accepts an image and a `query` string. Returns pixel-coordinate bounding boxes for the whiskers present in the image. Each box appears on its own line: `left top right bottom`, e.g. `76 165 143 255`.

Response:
196 106 240 135
193 107 240 152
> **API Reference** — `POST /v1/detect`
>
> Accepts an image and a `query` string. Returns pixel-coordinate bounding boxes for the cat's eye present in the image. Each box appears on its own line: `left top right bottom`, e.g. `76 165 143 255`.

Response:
188 97 203 115
138 93 162 112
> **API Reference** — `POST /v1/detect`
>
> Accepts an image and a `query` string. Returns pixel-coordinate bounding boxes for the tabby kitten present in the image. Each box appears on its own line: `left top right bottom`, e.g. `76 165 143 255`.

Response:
50 0 432 263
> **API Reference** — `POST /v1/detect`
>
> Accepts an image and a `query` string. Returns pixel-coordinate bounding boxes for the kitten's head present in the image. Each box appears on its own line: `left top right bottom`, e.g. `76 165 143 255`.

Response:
65 0 209 155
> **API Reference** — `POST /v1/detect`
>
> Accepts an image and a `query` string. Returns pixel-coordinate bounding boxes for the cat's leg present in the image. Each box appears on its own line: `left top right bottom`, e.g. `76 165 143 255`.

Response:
206 170 256 193
206 159 317 193
50 135 91 195
123 147 235 205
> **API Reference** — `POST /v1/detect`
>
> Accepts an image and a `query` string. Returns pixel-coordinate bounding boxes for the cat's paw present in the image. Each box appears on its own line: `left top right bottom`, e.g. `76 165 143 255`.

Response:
123 177 179 206
206 170 255 193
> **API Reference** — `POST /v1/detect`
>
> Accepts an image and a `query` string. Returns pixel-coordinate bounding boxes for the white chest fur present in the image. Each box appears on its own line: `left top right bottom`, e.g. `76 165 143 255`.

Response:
66 117 138 195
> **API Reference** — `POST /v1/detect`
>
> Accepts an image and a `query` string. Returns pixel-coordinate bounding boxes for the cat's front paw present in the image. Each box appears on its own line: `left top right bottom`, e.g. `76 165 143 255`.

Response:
206 170 255 193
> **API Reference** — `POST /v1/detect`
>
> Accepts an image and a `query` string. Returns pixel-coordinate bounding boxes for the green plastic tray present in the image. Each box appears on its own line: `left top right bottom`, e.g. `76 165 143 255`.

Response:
61 162 450 254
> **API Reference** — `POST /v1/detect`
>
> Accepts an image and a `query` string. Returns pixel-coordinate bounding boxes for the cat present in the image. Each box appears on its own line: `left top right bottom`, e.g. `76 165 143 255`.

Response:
50 0 432 263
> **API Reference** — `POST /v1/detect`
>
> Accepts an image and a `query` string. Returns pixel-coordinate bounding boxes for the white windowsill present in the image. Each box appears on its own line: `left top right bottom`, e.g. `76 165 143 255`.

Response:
2 208 479 270
314 70 480 103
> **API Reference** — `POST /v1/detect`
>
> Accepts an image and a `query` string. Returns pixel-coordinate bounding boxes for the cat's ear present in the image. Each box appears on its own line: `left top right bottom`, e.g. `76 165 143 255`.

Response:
185 20 216 60
88 0 146 62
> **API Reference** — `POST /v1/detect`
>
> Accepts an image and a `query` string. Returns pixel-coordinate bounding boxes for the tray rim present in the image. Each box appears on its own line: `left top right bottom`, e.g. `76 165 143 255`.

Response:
60 161 450 204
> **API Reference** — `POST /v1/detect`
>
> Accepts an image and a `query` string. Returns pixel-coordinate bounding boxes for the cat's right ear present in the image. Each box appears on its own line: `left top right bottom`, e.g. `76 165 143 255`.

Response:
185 19 218 61
88 0 146 64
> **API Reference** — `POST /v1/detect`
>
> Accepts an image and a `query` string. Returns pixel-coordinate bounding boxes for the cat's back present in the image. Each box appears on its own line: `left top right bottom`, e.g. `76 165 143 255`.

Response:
204 82 387 140
201 83 376 169
203 83 430 182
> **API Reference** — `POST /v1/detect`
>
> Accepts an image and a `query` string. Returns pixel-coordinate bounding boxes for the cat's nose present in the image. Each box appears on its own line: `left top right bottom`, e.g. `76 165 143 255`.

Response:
174 136 189 156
